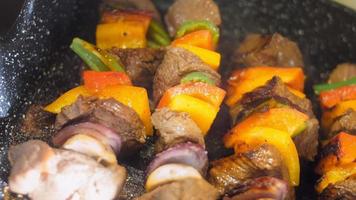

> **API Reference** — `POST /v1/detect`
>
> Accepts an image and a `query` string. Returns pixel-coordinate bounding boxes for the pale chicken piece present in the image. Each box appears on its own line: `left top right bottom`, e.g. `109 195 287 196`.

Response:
8 140 127 200
145 163 202 192
63 134 118 165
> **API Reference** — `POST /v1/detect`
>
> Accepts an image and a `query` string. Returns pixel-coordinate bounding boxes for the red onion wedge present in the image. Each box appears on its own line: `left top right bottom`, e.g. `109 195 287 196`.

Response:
224 176 289 200
53 122 122 155
147 142 208 176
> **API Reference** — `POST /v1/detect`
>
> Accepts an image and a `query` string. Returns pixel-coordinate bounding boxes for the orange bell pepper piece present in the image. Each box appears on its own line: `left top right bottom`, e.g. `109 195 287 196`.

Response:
157 82 226 109
171 30 214 50
226 66 305 107
101 10 152 31
316 132 356 175
96 20 148 49
233 126 300 186
316 162 356 193
44 86 92 113
322 100 356 131
175 44 221 70
83 71 132 93
224 107 308 148
167 94 219 135
319 85 356 109
98 85 152 136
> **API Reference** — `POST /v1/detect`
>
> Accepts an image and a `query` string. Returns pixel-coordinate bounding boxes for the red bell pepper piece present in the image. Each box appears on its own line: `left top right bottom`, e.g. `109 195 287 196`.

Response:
83 71 132 92
319 85 356 108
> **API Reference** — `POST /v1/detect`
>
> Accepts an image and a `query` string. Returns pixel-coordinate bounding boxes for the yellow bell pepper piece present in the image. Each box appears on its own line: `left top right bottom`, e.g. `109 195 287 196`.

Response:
98 85 152 136
44 86 91 113
322 100 356 131
316 162 356 193
287 86 306 99
175 44 221 70
96 21 147 49
167 94 219 135
233 126 300 186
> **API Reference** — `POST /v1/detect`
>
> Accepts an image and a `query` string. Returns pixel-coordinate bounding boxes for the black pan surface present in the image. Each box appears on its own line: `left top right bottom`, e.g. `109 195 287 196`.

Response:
0 0 356 199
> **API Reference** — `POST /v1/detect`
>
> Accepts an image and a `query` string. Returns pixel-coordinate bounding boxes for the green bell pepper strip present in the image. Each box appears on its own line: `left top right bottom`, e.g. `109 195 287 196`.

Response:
70 37 125 72
314 77 356 94
175 20 220 44
180 72 216 85
148 20 171 46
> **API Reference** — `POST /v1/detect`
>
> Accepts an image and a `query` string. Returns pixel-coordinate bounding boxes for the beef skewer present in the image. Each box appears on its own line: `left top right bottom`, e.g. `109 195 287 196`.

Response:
7 1 166 199
313 63 356 200
208 33 320 199
137 0 224 199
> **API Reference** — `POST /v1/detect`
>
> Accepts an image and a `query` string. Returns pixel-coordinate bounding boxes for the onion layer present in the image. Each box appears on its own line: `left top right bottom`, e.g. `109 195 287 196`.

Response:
147 142 208 176
53 122 122 155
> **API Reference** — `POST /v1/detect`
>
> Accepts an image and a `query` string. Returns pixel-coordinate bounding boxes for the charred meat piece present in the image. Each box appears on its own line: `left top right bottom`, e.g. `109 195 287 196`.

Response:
208 144 290 195
229 77 319 161
223 177 289 200
8 140 127 200
153 47 221 104
329 110 356 138
21 105 56 136
137 178 219 200
328 63 356 83
234 33 304 68
319 175 356 200
109 48 165 90
55 96 146 154
101 0 161 22
164 0 221 36
151 108 204 153
147 142 208 176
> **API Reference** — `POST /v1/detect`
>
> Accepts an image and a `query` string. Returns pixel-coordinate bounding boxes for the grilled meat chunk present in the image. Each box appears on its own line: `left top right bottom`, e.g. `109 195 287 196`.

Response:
109 48 165 90
153 47 220 104
319 175 356 200
229 77 319 161
151 108 204 153
21 105 56 136
8 140 127 200
329 110 356 138
208 144 290 195
136 178 219 200
164 0 221 36
223 177 289 200
328 63 356 83
55 96 145 154
234 33 304 68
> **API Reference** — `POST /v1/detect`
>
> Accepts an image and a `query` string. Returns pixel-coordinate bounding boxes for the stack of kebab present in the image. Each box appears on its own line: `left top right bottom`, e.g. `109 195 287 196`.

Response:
137 0 225 199
6 0 164 199
208 33 320 199
314 63 356 199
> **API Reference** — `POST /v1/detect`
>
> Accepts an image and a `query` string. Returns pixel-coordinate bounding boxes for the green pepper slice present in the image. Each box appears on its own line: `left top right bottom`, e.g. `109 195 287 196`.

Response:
181 72 216 85
148 20 171 47
70 37 124 72
175 20 220 44
314 77 356 94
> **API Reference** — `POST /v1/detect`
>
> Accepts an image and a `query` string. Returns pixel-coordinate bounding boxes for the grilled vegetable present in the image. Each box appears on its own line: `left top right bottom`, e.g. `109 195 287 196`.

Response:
319 85 356 108
83 71 132 92
316 132 356 174
167 94 219 135
316 163 356 193
314 77 356 94
226 66 305 107
44 86 91 113
224 107 308 148
175 44 221 70
157 82 225 109
147 20 171 46
172 30 214 50
322 100 356 131
232 126 300 186
180 72 217 85
175 20 219 45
